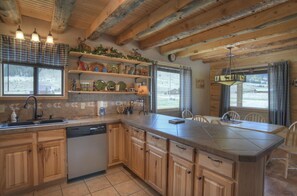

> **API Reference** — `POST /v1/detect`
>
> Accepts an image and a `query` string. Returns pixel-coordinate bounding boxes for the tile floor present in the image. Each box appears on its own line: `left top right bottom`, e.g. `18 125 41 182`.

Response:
21 166 160 196
19 151 297 196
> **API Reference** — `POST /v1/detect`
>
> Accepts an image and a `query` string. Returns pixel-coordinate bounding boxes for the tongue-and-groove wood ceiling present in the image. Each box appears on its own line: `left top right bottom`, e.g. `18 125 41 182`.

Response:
1 0 296 64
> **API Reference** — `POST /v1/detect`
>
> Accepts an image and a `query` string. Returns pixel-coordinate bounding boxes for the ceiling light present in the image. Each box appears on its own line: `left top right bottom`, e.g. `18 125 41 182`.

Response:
46 31 54 44
31 28 40 42
15 25 25 40
214 47 246 86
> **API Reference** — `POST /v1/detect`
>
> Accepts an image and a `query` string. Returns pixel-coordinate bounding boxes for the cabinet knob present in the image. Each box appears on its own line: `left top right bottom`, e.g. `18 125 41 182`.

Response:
140 148 143 150
39 147 43 151
187 170 191 174
28 149 32 153
146 150 150 153
198 177 202 180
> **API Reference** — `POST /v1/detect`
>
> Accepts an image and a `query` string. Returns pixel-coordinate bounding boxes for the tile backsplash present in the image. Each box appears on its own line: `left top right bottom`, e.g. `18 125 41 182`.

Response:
0 93 145 122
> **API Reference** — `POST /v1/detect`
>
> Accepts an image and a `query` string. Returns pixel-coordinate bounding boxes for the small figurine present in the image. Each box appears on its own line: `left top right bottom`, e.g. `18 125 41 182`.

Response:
71 79 76 91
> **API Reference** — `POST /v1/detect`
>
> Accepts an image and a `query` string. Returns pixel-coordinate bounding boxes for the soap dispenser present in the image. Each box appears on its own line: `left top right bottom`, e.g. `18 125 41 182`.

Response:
11 109 17 123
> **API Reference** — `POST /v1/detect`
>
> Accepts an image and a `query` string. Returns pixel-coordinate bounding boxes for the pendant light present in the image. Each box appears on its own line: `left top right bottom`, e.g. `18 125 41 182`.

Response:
46 31 54 44
214 47 246 86
15 25 25 40
31 28 40 42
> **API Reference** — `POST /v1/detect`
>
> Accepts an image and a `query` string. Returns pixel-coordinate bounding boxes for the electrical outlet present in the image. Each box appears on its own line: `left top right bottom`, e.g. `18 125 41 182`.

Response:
116 101 122 106
81 102 86 109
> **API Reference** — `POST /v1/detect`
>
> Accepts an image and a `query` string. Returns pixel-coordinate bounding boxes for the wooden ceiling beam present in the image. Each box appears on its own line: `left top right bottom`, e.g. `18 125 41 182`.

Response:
115 0 196 45
139 0 287 50
159 0 297 55
190 32 297 60
192 38 297 61
201 45 297 64
0 0 21 25
177 15 297 57
51 0 77 33
135 0 219 41
86 0 145 40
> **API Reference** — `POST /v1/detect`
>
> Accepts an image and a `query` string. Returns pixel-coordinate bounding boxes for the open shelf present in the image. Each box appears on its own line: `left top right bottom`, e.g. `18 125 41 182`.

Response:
69 51 152 66
68 91 137 95
68 70 151 79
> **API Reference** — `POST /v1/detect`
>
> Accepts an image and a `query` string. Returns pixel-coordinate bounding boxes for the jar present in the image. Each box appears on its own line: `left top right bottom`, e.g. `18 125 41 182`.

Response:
80 82 90 91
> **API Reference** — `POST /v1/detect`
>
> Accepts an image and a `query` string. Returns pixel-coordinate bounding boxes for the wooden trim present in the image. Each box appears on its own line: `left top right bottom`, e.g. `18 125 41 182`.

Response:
68 91 137 95
51 0 77 33
159 1 297 55
68 70 151 79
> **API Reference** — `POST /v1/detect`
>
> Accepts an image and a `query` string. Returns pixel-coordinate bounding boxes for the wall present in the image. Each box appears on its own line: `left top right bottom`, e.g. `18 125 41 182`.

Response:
0 16 210 122
209 49 297 123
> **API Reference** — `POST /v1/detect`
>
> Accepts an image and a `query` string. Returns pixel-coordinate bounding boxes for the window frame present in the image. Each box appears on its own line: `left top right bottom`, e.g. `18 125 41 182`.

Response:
156 66 181 111
1 62 65 97
230 69 268 109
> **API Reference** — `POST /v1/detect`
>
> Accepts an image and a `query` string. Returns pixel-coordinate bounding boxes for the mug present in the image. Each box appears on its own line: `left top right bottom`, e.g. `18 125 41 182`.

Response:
129 88 135 92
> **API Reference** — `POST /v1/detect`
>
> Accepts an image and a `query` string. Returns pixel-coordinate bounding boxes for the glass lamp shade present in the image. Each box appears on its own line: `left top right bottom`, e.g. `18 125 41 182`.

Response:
214 74 246 86
31 28 40 42
15 25 25 40
46 31 54 44
137 85 149 96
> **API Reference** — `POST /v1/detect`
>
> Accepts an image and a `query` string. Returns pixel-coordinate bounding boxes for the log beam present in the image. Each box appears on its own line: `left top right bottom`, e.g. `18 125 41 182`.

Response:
86 0 145 40
0 0 21 25
177 15 297 57
51 0 77 33
115 0 196 45
139 0 287 50
159 0 297 55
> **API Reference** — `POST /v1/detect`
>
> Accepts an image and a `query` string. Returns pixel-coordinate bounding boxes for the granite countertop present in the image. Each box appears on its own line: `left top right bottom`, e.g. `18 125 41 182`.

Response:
0 113 284 162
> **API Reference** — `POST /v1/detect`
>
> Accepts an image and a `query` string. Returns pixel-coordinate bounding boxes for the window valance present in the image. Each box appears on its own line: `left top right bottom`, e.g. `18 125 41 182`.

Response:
0 34 69 67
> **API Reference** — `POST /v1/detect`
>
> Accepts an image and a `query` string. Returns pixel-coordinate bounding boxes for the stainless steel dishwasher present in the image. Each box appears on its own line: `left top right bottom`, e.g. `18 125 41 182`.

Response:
66 124 107 181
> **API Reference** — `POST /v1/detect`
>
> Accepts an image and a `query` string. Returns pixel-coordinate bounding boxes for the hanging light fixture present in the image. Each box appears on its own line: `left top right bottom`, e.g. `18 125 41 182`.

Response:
214 47 246 86
46 31 54 44
15 25 25 40
31 28 40 42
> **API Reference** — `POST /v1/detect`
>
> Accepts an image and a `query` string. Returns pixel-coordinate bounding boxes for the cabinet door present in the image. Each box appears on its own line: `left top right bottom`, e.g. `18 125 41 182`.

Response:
145 144 167 195
123 125 131 166
108 124 122 166
130 137 145 179
0 144 33 194
196 168 234 196
168 154 194 196
38 140 66 183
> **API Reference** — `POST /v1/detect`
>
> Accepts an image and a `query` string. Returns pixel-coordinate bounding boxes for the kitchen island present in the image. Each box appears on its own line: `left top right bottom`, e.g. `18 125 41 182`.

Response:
0 113 284 196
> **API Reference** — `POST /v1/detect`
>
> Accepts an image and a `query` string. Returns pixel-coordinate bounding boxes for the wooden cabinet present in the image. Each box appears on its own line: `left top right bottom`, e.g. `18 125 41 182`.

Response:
107 123 123 166
168 154 194 196
145 144 167 195
0 144 33 194
130 137 145 179
37 140 66 183
122 124 131 166
195 168 234 196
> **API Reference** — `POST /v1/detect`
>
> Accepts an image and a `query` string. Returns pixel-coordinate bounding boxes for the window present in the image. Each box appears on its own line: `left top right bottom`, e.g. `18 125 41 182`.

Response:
2 64 63 96
156 68 180 110
230 72 268 108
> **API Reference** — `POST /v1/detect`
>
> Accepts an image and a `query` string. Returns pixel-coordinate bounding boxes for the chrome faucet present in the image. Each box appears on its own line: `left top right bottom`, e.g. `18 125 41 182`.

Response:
23 95 43 120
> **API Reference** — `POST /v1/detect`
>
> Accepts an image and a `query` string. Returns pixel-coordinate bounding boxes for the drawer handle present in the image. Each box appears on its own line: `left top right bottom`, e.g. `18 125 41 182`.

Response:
176 145 186 150
152 135 160 140
208 156 223 164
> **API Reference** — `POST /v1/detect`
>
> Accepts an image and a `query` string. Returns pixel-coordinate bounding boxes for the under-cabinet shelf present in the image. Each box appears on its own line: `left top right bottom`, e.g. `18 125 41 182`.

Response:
68 91 137 95
68 70 151 79
69 51 152 66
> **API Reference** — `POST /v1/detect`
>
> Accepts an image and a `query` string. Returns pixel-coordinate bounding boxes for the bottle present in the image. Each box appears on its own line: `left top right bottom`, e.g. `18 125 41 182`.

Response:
11 109 17 123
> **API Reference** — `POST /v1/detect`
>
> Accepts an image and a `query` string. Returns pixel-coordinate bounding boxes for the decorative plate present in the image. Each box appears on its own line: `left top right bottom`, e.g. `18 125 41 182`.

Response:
94 80 106 91
106 81 116 91
117 81 126 91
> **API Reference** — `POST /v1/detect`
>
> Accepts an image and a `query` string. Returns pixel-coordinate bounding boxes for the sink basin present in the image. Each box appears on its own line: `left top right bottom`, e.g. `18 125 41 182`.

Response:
39 119 65 124
7 121 35 126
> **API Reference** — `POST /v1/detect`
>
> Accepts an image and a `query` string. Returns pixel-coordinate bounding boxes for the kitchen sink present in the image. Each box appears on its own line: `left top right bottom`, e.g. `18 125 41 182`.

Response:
1 119 66 129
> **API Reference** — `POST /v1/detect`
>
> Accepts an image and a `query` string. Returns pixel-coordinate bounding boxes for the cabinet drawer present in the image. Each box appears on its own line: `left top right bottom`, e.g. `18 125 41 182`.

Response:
38 129 65 142
198 151 234 179
0 132 34 148
147 132 167 151
131 127 145 141
170 141 194 162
